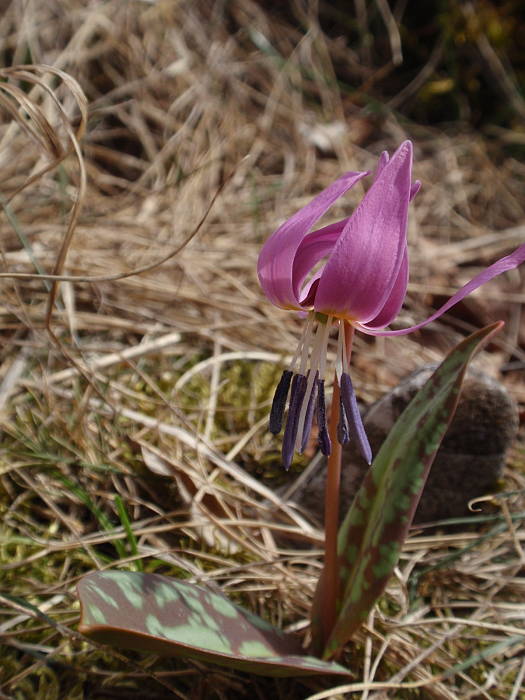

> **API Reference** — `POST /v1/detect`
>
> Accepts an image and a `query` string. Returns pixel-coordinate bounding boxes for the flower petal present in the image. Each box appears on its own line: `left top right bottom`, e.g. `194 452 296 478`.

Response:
373 150 389 180
358 242 525 336
257 171 368 309
377 148 419 200
409 181 421 201
292 218 349 304
362 249 409 329
313 141 413 322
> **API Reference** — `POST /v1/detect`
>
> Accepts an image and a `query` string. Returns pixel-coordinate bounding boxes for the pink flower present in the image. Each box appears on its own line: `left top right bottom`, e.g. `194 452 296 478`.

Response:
258 141 525 468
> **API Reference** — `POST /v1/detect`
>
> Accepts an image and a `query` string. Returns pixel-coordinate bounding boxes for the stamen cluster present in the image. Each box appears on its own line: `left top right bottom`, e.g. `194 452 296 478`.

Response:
269 313 372 469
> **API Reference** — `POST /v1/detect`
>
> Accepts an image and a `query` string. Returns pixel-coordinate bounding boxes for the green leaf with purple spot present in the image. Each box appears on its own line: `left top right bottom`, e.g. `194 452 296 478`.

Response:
312 322 503 658
77 570 351 677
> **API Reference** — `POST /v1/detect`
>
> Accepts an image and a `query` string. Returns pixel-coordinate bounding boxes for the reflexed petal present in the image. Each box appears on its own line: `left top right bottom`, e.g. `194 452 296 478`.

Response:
299 277 321 307
314 141 413 322
409 181 421 201
360 250 408 330
373 151 389 181
378 150 419 200
292 218 349 304
358 242 525 336
257 171 368 309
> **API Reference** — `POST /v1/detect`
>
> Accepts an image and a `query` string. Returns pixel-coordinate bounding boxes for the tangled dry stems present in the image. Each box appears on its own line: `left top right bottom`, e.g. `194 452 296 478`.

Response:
0 1 523 698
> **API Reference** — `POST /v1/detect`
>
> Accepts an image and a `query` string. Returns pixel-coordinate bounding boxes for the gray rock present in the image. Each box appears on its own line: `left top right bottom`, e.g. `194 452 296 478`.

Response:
292 365 518 526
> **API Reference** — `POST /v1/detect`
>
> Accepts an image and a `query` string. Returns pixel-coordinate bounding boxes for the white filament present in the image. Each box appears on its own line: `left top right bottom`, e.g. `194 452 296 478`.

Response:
289 312 314 374
294 317 331 453
341 320 349 374
318 315 332 380
335 319 344 381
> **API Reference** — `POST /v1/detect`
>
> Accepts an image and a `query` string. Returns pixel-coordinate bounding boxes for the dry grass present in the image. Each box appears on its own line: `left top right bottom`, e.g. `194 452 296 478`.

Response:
0 1 524 698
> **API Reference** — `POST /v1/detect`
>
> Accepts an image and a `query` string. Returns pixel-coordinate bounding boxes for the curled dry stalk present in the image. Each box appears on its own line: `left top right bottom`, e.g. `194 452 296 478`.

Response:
0 64 87 368
0 65 230 399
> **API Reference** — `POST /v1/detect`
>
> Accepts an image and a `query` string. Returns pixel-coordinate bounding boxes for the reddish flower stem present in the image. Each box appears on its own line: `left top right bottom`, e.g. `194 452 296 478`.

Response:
322 322 354 648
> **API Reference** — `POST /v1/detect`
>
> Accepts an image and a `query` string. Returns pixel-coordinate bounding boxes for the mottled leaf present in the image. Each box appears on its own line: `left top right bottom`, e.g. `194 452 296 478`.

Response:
78 570 350 677
312 322 503 657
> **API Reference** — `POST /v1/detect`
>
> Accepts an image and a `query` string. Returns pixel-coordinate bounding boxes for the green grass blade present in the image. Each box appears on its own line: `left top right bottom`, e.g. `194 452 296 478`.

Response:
53 473 127 561
114 495 142 571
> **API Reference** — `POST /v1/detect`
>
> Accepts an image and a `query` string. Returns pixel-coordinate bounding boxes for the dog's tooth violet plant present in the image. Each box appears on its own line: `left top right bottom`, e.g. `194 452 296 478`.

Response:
77 142 525 675
258 139 525 646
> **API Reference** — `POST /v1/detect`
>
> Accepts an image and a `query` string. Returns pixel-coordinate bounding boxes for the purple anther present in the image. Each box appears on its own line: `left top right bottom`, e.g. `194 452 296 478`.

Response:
282 374 307 469
316 379 331 456
337 392 349 445
318 426 331 456
269 370 293 434
300 371 319 453
340 372 372 464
